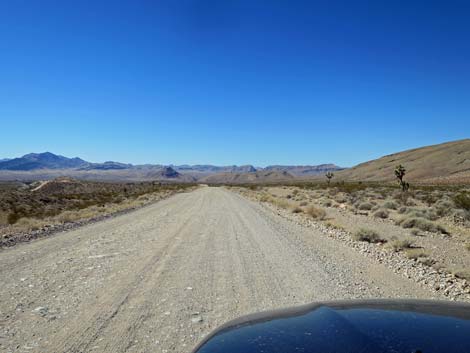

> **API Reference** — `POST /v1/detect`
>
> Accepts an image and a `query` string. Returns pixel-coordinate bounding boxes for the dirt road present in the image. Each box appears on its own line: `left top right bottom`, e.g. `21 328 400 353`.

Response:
0 187 441 353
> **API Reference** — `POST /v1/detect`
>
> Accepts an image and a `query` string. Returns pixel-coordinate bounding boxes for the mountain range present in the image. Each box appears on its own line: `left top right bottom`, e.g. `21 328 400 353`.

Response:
1 139 468 184
0 152 342 182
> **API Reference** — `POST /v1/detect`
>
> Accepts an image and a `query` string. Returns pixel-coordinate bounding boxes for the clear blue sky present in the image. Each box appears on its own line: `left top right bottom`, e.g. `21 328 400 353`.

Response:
1 1 469 167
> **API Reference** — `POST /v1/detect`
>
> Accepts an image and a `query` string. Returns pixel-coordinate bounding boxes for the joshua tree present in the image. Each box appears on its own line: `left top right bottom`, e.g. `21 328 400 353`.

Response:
325 171 334 185
394 164 409 191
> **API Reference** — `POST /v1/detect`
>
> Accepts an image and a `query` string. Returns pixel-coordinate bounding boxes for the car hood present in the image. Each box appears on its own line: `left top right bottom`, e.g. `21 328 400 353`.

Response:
192 299 470 353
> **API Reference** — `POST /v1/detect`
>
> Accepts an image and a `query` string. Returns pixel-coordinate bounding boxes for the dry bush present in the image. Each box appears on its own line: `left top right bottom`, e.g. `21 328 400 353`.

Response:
324 220 345 231
373 209 389 219
396 216 448 234
14 217 44 231
453 193 470 211
353 228 383 243
405 248 429 260
398 207 407 214
272 198 290 209
320 198 333 207
357 202 373 211
465 243 470 252
259 193 271 202
291 206 303 214
453 269 470 281
299 201 308 207
410 228 424 236
304 205 326 220
388 239 414 252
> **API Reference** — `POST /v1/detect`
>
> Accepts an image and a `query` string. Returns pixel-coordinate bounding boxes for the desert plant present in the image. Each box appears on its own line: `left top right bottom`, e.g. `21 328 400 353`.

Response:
388 239 414 252
373 209 389 219
325 172 334 185
453 193 470 211
453 269 470 281
394 164 409 192
353 228 383 243
304 205 326 220
396 216 448 234
382 200 398 210
405 248 428 260
291 206 303 213
324 220 345 230
357 202 373 211
465 243 470 252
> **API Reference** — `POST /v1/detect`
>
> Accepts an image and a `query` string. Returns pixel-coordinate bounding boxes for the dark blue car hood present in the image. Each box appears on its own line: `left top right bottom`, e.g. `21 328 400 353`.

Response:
192 300 470 353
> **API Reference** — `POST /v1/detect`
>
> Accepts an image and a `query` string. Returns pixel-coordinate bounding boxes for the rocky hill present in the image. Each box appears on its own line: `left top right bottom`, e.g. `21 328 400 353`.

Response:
337 139 470 183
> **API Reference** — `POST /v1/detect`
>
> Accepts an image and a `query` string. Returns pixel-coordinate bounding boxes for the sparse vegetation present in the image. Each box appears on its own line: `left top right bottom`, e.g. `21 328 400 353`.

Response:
357 202 373 211
453 269 470 281
396 216 448 234
388 239 414 252
353 228 383 243
453 192 470 211
373 209 389 219
0 179 196 237
405 248 428 260
305 205 326 220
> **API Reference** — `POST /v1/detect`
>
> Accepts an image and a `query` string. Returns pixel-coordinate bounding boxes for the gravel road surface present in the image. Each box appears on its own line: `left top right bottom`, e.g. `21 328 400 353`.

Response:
0 187 440 353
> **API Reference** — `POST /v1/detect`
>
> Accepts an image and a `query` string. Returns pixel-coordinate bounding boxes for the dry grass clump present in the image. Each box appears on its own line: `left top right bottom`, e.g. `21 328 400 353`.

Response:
453 269 470 281
453 193 470 211
410 228 424 236
388 239 414 252
465 243 470 252
291 206 303 214
323 220 345 231
357 202 373 211
396 216 448 234
304 205 326 220
405 248 429 260
373 209 389 219
299 201 308 207
382 200 398 210
273 198 291 209
353 228 383 243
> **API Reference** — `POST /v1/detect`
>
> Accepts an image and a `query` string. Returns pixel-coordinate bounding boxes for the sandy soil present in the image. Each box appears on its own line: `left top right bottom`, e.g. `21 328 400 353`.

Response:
0 187 442 353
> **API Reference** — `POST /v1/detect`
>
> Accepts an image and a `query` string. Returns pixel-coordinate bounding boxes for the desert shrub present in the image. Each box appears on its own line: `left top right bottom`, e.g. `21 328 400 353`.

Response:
7 212 21 225
405 248 428 260
453 193 470 211
286 194 292 199
453 269 470 281
373 209 389 219
433 199 454 217
396 217 448 234
357 202 373 211
299 201 308 207
406 208 439 221
292 189 299 196
398 207 407 214
305 205 326 220
324 221 345 230
410 228 423 236
389 239 414 251
14 217 43 230
353 228 383 243
320 199 333 207
382 200 398 210
291 206 303 214
273 198 290 209
259 193 271 202
334 193 348 203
